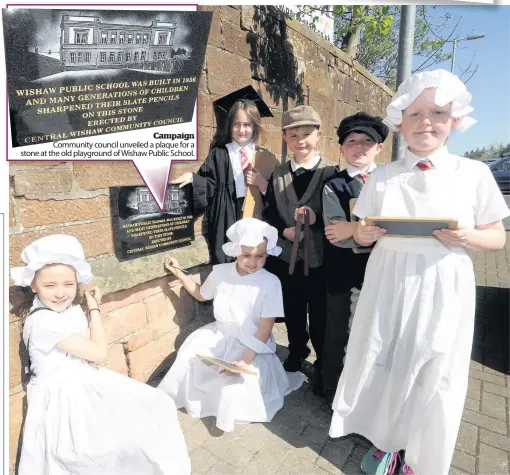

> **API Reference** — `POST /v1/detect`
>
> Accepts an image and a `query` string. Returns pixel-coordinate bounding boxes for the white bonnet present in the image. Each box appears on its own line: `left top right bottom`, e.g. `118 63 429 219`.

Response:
222 218 282 258
384 69 477 133
10 234 93 287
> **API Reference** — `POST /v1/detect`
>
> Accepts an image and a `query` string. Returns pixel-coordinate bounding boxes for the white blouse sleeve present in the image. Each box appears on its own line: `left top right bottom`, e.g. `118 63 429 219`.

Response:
260 279 285 319
474 163 510 226
199 266 219 301
28 311 75 353
352 171 379 219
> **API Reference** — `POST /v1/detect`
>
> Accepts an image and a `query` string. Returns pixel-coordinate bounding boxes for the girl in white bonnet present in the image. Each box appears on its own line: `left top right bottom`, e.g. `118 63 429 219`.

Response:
11 234 191 475
159 217 305 432
328 70 509 475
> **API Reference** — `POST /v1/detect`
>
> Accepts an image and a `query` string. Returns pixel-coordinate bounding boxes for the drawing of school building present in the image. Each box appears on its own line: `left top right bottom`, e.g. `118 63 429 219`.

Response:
60 14 184 72
136 188 188 215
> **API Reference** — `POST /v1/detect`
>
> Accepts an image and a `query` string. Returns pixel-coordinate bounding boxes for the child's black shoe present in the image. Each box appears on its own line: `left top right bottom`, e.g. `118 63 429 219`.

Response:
311 372 326 398
283 347 311 372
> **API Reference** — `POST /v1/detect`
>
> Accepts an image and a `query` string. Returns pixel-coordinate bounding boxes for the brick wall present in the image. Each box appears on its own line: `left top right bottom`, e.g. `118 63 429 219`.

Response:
8 6 393 473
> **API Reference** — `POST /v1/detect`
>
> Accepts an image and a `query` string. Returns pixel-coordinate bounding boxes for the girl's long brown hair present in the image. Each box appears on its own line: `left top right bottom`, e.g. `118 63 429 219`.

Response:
16 286 84 328
17 288 35 328
211 100 264 148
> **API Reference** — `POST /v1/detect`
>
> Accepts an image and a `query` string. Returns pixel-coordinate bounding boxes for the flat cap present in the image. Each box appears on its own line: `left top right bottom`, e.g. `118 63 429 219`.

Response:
282 105 321 130
337 112 389 144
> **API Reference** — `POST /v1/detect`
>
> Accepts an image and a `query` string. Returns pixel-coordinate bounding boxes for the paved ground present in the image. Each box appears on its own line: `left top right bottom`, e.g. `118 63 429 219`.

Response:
155 232 510 475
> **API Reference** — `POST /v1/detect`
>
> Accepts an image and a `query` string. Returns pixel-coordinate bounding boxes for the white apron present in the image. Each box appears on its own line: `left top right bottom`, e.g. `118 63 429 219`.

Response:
330 161 476 475
20 305 191 475
158 264 305 432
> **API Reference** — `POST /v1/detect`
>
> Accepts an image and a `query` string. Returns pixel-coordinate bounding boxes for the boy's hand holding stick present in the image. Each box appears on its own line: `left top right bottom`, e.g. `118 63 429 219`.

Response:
289 208 310 276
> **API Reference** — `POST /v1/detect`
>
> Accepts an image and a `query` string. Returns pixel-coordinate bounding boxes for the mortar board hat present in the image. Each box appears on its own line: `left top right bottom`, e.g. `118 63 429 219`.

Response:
213 85 273 127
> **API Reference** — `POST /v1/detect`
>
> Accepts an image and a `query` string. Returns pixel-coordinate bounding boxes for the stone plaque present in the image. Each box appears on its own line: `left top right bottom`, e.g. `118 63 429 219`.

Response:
112 184 194 260
3 8 211 147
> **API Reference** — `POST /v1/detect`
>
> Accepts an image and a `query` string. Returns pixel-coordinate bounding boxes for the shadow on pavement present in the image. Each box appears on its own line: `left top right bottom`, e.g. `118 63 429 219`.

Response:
471 286 510 375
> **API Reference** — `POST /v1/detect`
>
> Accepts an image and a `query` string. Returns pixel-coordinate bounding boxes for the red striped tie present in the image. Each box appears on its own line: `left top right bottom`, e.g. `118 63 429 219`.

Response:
240 149 251 172
415 160 432 171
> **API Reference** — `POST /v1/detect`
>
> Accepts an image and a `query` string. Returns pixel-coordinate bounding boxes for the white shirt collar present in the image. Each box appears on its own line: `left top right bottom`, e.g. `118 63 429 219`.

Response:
290 154 321 172
404 146 450 171
346 162 377 178
227 141 256 154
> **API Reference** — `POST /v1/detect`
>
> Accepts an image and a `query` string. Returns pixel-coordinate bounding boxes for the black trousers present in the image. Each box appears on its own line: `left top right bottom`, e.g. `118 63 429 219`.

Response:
265 257 327 369
321 288 353 401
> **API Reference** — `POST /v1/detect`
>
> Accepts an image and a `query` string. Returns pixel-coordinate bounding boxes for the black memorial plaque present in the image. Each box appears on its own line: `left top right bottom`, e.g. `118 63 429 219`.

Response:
112 184 194 260
3 9 212 147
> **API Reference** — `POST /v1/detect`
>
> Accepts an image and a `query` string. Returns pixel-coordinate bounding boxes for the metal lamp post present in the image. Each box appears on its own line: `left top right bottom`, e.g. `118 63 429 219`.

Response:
449 34 485 73
391 5 416 162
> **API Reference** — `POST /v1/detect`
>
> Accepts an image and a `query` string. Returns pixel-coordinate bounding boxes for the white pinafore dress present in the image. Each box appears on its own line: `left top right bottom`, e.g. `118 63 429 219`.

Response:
158 263 305 432
20 300 191 475
329 149 510 475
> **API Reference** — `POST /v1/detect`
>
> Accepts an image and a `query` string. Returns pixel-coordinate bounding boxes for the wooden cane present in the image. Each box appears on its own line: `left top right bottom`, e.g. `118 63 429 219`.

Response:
303 209 310 276
289 208 310 276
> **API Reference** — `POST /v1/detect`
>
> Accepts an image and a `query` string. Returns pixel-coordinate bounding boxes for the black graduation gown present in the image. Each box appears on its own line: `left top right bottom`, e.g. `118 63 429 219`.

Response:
191 146 242 265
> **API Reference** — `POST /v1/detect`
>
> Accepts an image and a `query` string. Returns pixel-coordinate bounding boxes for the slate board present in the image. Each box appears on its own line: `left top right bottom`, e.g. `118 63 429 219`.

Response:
365 216 458 237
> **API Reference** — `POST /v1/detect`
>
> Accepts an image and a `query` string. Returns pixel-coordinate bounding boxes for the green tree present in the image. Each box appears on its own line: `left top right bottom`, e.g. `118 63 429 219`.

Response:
500 143 510 156
297 6 476 86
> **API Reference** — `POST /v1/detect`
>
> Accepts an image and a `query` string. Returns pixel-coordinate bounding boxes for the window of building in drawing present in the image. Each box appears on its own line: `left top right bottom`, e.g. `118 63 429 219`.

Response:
126 52 131 61
143 34 149 45
134 51 139 61
136 33 141 45
153 51 157 60
110 33 117 44
85 52 91 62
158 33 167 45
101 33 107 44
100 52 106 62
141 51 146 61
109 52 115 62
77 52 83 63
117 52 123 62
74 30 88 44
128 34 133 44
119 33 125 44
70 52 76 63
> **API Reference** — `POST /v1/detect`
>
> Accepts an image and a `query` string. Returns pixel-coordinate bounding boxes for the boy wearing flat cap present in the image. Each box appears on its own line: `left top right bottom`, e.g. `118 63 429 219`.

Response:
263 105 336 391
321 112 389 405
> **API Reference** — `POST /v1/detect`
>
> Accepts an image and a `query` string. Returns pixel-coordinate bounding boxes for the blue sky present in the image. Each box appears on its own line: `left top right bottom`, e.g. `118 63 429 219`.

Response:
413 5 510 156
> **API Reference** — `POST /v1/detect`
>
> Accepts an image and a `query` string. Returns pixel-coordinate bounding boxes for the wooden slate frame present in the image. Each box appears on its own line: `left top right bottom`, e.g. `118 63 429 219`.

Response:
196 354 257 375
242 148 277 219
364 216 459 237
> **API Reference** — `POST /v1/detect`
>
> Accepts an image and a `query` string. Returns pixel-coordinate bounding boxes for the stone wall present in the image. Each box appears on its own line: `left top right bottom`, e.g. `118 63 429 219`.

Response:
8 6 393 473
8 160 214 472
197 5 394 166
